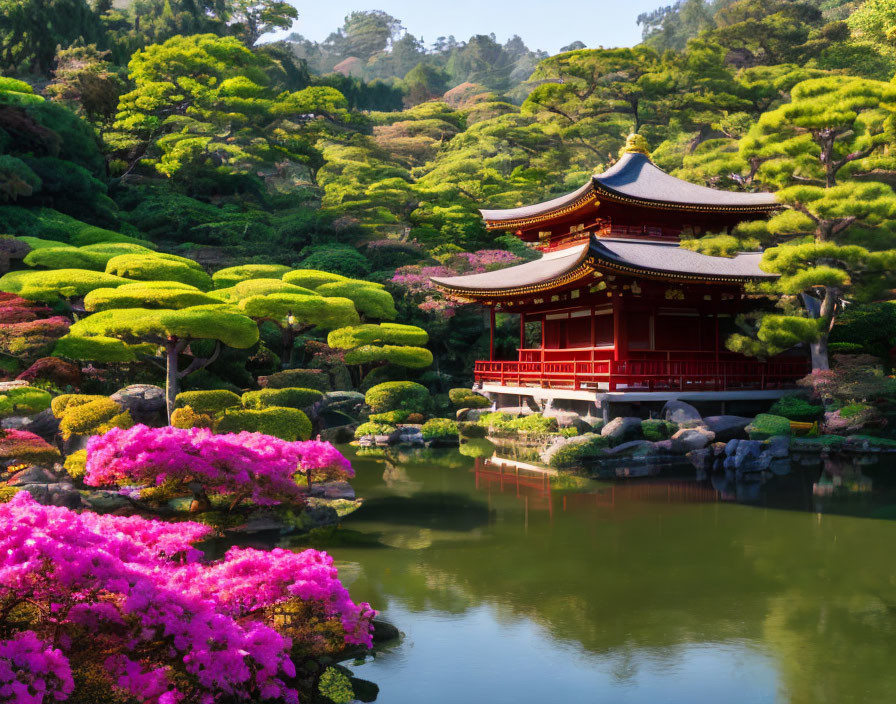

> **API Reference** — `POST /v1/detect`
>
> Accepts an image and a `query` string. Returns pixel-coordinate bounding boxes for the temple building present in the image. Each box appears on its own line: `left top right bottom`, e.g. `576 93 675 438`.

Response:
431 137 809 419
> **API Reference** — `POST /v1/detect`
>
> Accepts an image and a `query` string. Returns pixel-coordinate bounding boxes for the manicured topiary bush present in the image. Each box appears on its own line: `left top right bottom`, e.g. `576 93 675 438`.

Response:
52 334 143 363
365 381 430 414
458 422 488 438
214 407 312 441
16 357 81 388
51 394 108 418
449 388 491 408
0 316 71 358
170 405 214 429
213 279 316 301
0 387 51 417
343 344 433 368
57 397 133 439
212 264 293 289
105 254 213 290
359 364 408 393
316 281 396 320
768 395 824 422
354 421 397 439
174 390 242 415
0 269 132 302
506 414 558 434
84 284 218 311
328 323 428 348
421 418 458 441
746 414 792 440
241 388 324 410
24 246 114 271
0 429 61 464
641 419 677 442
260 368 330 391
282 269 350 289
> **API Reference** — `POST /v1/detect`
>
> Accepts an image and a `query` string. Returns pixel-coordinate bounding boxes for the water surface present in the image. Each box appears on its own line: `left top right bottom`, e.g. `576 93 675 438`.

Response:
314 448 896 703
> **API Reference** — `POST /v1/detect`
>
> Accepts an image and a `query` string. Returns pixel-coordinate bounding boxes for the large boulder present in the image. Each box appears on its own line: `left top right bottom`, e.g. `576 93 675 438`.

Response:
601 416 643 444
83 490 132 513
766 435 790 459
110 384 166 424
309 481 356 500
543 408 593 433
670 427 715 453
702 415 751 442
7 465 57 486
661 400 702 425
2 408 60 442
462 408 491 422
496 406 534 417
603 439 656 458
319 424 356 444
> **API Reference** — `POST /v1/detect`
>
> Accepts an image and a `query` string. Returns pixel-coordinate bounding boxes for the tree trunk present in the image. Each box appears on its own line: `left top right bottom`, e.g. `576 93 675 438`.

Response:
802 287 839 372
810 338 830 371
165 338 180 423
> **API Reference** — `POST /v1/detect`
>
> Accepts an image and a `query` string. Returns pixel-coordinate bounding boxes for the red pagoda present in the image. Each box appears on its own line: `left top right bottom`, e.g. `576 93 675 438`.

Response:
431 136 809 418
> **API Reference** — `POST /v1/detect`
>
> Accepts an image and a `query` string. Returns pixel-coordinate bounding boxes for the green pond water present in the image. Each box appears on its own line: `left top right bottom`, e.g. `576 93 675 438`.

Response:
305 447 896 703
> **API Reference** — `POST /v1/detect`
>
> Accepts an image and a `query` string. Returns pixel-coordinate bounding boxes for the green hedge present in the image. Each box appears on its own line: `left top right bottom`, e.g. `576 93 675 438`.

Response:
746 414 792 440
328 323 429 349
57 398 133 439
261 369 331 391
241 387 324 410
174 390 242 415
343 344 432 369
214 407 312 441
282 269 350 289
105 254 213 291
365 381 430 414
641 419 677 441
768 395 824 422
316 281 396 320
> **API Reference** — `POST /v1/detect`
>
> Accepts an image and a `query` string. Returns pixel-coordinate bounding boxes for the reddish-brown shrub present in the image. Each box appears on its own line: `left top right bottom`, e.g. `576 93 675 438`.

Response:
17 357 81 388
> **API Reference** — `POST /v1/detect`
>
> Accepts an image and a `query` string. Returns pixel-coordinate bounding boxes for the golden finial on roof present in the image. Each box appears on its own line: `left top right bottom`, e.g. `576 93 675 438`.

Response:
623 133 651 157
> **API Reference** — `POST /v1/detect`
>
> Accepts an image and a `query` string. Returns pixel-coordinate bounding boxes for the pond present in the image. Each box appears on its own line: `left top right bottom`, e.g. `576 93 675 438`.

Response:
305 447 896 703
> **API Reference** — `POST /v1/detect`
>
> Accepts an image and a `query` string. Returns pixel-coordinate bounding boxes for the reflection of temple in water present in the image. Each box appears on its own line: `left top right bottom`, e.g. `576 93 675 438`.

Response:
473 456 721 521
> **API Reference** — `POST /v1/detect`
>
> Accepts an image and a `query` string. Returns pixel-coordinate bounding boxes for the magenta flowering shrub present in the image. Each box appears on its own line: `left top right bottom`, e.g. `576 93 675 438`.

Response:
85 425 353 509
0 631 74 704
0 493 375 703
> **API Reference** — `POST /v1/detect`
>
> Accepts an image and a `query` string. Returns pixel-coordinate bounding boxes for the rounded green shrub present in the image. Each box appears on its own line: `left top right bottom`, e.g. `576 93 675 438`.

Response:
369 410 411 423
282 269 350 289
239 293 359 330
641 419 677 442
316 281 396 320
241 387 324 410
260 369 330 391
328 323 428 349
212 264 293 289
0 77 34 94
449 388 490 409
69 227 155 249
365 381 430 414
354 421 397 439
105 254 213 290
217 279 316 301
214 407 312 441
174 390 242 415
746 413 792 440
51 394 107 418
343 344 432 368
0 269 133 301
58 398 133 439
299 245 372 278
24 247 112 272
458 422 488 438
84 285 219 312
53 335 146 363
64 449 87 480
170 405 214 429
421 418 458 441
0 387 51 418
505 414 558 434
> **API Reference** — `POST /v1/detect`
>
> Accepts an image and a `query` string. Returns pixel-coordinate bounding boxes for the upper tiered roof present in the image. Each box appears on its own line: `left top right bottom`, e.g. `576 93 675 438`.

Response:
480 147 779 231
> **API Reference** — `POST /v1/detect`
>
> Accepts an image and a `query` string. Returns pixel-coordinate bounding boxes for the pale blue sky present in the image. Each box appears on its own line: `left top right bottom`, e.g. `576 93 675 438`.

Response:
275 0 664 54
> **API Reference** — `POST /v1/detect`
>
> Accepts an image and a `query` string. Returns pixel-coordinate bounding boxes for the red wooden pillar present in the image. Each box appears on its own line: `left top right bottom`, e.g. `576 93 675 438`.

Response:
489 308 496 362
612 294 626 362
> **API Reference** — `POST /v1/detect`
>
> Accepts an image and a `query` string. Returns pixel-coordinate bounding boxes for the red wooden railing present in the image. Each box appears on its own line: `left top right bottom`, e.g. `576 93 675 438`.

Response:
475 348 808 391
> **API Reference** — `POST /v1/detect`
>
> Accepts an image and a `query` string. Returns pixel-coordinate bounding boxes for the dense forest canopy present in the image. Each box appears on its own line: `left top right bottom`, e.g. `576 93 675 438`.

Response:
1 0 896 382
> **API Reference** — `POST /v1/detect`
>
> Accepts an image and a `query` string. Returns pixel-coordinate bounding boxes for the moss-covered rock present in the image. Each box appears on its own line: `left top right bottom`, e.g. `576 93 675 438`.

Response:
746 414 792 440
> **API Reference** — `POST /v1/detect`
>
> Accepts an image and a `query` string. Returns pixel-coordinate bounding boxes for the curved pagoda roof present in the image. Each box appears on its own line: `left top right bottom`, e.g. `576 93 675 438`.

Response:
430 236 776 300
480 152 779 230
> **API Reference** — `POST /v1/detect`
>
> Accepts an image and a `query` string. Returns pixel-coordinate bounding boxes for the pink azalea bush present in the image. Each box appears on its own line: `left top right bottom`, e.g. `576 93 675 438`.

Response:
0 492 375 703
85 425 353 509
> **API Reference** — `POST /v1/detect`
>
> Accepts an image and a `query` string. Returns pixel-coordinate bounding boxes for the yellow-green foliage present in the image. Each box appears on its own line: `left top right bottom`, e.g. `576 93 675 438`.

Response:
23 242 156 272
16 237 67 250
105 254 213 290
212 264 293 288
53 334 148 363
354 421 397 439
0 387 51 417
327 323 428 348
170 405 214 429
58 398 134 439
51 394 108 418
84 284 219 311
261 369 330 391
421 418 458 440
0 269 133 301
69 308 260 349
448 388 490 408
281 269 351 289
241 388 324 409
368 410 410 423
0 485 21 503
212 279 317 302
365 381 430 414
680 233 761 257
316 281 397 320
214 407 312 441
64 450 87 480
174 390 241 415
343 344 432 368
239 293 359 329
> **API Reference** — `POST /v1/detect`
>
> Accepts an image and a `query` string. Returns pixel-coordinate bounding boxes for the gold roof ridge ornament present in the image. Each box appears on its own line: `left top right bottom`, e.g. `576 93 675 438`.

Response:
622 133 651 159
